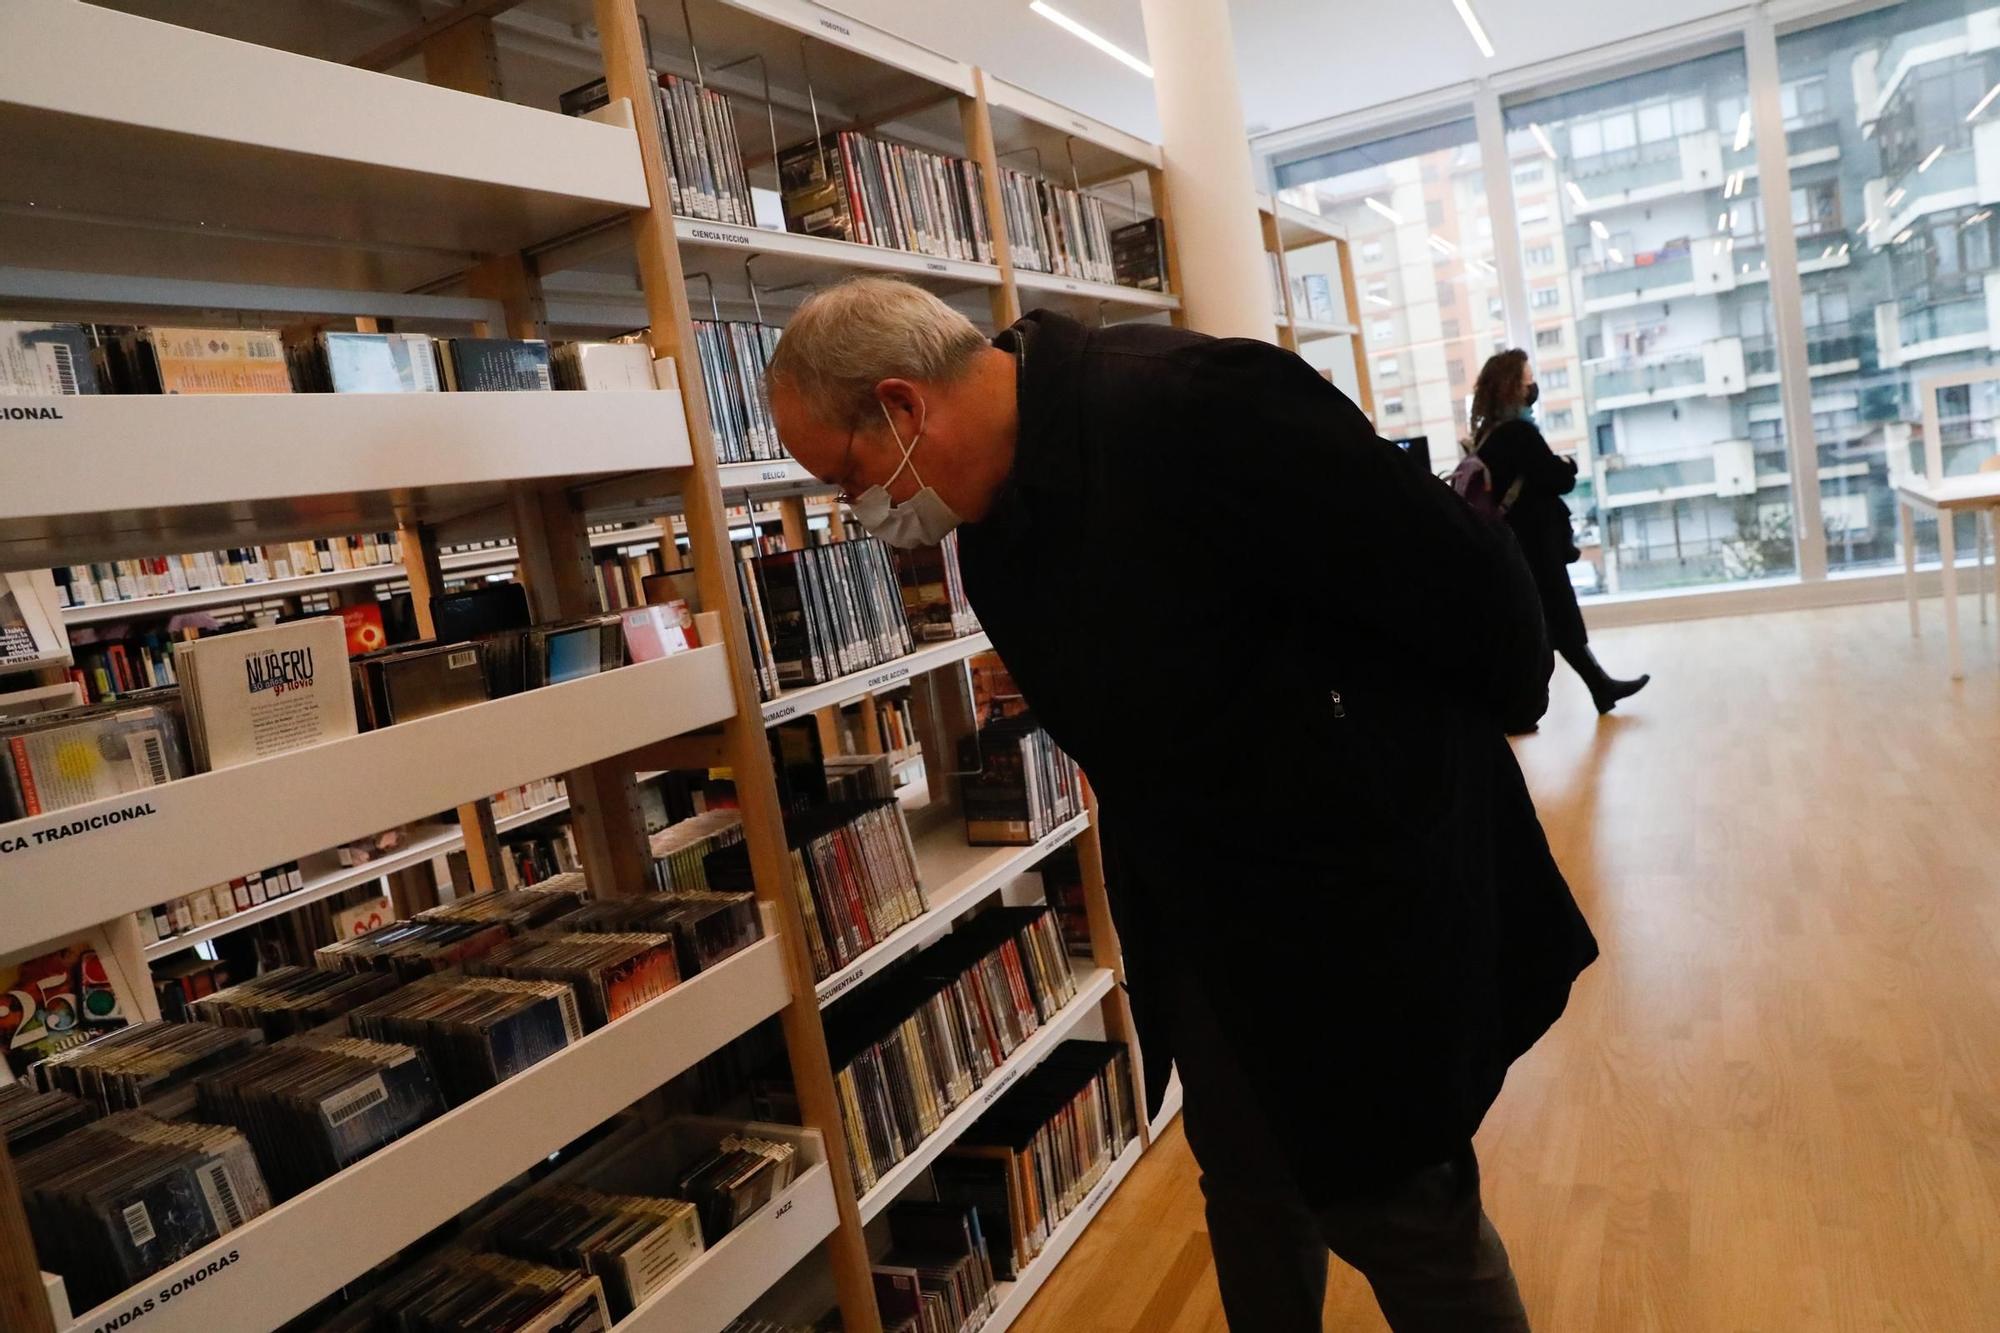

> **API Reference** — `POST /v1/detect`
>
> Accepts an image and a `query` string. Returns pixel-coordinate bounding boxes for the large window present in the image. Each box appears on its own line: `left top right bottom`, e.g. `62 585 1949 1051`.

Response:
1779 0 2000 571
1274 118 1499 451
1507 48 1798 595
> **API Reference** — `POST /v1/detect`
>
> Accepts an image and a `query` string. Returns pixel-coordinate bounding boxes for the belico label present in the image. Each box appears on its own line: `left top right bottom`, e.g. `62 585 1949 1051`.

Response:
1 801 158 855
1 405 63 420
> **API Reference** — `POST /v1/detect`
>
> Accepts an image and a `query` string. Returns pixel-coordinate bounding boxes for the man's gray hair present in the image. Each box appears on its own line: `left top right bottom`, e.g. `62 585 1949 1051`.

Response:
767 276 989 428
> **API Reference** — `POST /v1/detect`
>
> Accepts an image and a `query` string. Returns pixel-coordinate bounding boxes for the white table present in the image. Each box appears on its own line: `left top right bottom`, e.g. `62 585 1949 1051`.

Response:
1896 472 2000 679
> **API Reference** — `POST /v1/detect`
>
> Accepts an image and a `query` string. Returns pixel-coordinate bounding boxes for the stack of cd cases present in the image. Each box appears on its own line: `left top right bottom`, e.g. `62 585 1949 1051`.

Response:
556 888 762 978
31 1021 263 1114
195 1033 445 1200
188 966 400 1039
16 1111 273 1312
488 1185 705 1319
344 975 585 1106
308 1252 612 1332
468 932 680 1031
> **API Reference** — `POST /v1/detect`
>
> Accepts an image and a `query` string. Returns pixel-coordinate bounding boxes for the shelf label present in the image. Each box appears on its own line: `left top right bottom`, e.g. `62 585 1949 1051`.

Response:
775 1198 796 1220
1 799 160 858
1083 1176 1112 1216
689 227 751 246
820 965 867 1001
818 16 853 36
766 702 801 723
1070 118 1095 135
924 261 949 273
981 1067 1019 1107
79 1247 243 1333
759 466 793 481
863 664 913 691
0 405 64 421
1062 282 1080 292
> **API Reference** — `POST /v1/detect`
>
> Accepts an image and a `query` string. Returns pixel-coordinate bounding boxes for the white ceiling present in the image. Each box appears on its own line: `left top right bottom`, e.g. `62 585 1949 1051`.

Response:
830 0 1759 144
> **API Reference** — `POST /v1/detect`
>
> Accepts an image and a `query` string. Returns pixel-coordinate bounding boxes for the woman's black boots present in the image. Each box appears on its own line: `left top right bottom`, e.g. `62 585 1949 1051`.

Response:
1559 645 1650 715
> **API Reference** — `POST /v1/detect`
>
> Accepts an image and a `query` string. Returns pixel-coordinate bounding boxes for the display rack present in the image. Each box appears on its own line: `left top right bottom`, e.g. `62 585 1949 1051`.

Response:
1259 193 1371 409
0 2 1185 1330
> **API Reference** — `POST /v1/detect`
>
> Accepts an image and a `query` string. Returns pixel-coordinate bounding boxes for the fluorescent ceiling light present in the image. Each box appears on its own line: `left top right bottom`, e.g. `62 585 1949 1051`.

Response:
1365 196 1405 224
1711 239 1722 254
1566 181 1588 209
1963 209 1993 228
1918 145 1945 173
1969 82 2000 122
1726 236 1735 252
1885 187 1906 209
1820 246 1833 260
1590 219 1609 239
1428 233 1457 255
1860 217 1880 234
1529 123 1557 160
1478 258 1497 274
1450 0 1496 58
1029 2 1153 78
1894 228 1914 244
1837 243 1850 258
1717 211 1729 230
1734 112 1752 152
1608 248 1625 264
1365 293 1394 307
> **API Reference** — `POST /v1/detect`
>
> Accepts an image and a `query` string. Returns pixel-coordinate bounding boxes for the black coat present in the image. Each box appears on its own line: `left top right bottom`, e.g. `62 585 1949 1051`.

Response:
956 312 1598 1199
1479 418 1588 651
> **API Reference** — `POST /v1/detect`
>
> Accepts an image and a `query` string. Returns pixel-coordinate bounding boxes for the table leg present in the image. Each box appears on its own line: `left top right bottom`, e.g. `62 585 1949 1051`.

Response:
1940 505 1963 680
1900 500 1920 638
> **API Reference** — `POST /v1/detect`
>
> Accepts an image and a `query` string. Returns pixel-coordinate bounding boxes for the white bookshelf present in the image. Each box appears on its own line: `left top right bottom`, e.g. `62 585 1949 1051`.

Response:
139 794 573 960
1149 1073 1185 1142
676 217 1003 291
1285 315 1361 340
0 0 649 291
855 965 1118 1223
0 391 692 570
984 1135 1145 1332
615 1130 840 1333
61 565 399 625
816 807 1090 1006
51 936 792 1333
763 633 993 726
0 2 1176 1327
1 648 733 949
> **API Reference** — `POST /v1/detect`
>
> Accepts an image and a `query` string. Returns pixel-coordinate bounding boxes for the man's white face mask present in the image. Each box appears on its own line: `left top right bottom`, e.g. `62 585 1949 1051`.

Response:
848 399 962 549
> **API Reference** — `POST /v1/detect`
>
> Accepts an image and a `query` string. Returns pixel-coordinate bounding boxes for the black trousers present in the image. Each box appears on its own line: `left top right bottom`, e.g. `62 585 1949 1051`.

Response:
1174 982 1530 1332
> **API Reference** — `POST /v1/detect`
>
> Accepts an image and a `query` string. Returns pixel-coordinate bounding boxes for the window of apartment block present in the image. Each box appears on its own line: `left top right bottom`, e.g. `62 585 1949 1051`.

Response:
1507 45 1795 596
1780 0 2000 573
1271 115 1497 461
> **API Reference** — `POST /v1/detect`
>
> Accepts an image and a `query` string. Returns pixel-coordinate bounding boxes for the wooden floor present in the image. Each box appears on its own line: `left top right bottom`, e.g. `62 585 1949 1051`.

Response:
1012 599 2000 1333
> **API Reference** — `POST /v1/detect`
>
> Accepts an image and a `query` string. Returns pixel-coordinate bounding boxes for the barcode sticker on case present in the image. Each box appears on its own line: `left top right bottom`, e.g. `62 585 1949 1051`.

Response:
38 342 78 394
123 1201 156 1247
198 1161 246 1229
126 730 171 787
321 1075 389 1129
447 650 479 670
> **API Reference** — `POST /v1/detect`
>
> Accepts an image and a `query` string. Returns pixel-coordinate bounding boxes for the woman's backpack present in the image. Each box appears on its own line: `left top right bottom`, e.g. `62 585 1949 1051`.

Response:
1451 437 1524 519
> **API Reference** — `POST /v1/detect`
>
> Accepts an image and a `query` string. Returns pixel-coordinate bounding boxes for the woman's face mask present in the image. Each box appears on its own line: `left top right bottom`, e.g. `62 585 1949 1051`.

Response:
848 400 962 549
1523 381 1541 409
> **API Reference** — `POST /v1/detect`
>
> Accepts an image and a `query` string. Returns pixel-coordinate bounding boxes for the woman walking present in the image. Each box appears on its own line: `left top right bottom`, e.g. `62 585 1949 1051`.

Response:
1468 349 1648 715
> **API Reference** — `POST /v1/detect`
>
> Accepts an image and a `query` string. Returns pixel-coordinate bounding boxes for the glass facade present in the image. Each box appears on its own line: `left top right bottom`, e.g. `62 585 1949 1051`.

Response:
1507 50 1797 595
1271 120 1530 468
1266 0 2000 600
1778 0 2000 569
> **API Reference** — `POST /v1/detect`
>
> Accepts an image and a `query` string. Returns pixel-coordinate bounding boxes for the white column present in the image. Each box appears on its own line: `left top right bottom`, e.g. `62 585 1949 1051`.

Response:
1139 0 1275 341
1747 10 1829 580
1475 86 1533 356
